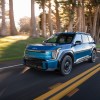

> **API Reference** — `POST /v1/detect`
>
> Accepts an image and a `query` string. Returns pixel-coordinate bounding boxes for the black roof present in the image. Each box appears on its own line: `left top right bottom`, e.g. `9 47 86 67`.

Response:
56 32 90 35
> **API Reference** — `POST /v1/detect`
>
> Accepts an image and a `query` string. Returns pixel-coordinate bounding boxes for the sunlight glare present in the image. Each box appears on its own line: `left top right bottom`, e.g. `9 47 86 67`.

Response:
13 0 40 20
6 0 40 26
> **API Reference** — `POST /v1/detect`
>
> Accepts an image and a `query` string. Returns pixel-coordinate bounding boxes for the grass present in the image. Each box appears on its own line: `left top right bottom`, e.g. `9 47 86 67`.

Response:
0 35 45 61
97 44 100 48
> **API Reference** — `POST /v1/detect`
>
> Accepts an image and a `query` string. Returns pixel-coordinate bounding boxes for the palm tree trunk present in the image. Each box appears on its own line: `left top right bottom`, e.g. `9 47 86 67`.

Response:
9 0 17 35
31 0 37 37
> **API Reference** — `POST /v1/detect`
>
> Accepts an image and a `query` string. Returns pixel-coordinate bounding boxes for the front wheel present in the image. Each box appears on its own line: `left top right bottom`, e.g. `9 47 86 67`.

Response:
60 55 73 76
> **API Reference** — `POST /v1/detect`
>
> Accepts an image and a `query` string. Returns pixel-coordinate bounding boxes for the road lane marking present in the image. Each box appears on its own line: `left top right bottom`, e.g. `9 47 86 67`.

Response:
0 64 23 70
49 83 62 90
34 64 100 100
49 67 100 100
67 88 79 97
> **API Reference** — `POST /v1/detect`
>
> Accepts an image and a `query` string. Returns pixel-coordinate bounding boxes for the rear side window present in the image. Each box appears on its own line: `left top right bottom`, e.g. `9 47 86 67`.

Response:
73 34 82 43
88 35 94 42
82 35 89 43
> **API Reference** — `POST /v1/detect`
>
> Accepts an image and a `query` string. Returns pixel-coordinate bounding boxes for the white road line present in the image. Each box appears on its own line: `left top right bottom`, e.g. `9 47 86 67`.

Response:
0 64 23 70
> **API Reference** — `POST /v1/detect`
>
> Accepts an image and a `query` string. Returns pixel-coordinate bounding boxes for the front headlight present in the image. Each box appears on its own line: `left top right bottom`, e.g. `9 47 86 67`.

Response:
24 45 29 56
24 49 28 57
52 48 61 59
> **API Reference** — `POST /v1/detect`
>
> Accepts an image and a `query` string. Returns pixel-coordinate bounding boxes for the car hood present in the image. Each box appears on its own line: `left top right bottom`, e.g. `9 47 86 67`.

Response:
26 43 72 51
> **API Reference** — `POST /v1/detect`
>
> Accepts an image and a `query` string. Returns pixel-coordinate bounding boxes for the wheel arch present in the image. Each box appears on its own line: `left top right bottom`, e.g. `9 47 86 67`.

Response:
92 47 97 54
58 52 74 65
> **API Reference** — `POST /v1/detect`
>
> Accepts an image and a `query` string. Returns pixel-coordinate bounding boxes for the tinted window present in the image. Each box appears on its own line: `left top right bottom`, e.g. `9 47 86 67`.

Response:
82 35 89 43
88 35 94 42
46 34 75 44
74 34 82 43
46 35 58 43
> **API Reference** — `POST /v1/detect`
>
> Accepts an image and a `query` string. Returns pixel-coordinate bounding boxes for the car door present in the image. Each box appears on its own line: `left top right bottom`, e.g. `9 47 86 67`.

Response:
81 34 92 57
72 34 85 62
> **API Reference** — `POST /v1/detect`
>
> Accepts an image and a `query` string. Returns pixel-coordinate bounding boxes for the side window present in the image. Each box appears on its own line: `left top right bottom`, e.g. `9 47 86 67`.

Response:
74 34 82 43
88 35 94 42
82 35 89 43
59 37 66 44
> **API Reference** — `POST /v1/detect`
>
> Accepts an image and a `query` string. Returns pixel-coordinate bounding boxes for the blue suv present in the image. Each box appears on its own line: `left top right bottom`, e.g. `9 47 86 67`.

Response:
23 32 96 75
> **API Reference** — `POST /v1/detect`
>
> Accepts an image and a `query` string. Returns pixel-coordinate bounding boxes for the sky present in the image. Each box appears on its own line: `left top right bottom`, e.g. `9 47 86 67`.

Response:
13 0 31 21
6 0 40 26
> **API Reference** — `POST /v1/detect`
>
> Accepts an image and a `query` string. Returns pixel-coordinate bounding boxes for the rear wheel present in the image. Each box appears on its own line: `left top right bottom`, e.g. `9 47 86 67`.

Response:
60 55 72 76
89 50 96 63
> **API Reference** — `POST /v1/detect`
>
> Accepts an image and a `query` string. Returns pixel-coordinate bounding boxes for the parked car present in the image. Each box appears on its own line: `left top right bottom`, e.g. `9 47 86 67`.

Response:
23 32 96 75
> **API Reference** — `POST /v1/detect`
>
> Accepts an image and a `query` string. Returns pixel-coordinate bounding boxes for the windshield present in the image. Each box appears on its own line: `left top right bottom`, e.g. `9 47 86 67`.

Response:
46 34 75 44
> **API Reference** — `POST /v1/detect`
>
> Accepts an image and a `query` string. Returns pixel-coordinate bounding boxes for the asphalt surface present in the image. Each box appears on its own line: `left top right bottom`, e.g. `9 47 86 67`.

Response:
0 52 100 100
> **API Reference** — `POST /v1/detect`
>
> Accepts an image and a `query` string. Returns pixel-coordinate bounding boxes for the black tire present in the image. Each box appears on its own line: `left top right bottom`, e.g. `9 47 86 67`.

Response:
60 55 72 76
89 50 96 63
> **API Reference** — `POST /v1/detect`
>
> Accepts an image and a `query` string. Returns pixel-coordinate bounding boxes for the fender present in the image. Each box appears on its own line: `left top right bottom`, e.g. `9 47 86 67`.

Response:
57 50 74 63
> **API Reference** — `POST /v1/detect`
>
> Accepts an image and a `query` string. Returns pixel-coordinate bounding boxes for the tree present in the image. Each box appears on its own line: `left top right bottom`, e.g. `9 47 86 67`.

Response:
9 0 17 35
35 0 100 41
48 0 53 35
19 17 31 33
1 0 6 36
55 0 61 32
67 0 75 32
36 0 49 37
41 0 47 37
76 0 85 32
31 0 38 37
92 5 100 43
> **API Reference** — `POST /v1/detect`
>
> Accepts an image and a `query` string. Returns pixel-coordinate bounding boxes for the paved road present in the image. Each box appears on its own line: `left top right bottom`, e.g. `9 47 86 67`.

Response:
0 52 100 100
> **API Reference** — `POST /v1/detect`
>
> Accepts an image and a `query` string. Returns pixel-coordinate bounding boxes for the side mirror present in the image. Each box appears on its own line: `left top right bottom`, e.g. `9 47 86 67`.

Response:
75 41 82 45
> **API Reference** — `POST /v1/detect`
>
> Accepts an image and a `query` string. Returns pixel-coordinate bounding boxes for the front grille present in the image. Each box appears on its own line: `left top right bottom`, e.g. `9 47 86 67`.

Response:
27 50 46 53
24 58 45 67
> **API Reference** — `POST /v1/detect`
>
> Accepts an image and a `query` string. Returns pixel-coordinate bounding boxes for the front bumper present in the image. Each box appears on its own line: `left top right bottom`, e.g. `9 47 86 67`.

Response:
23 57 58 71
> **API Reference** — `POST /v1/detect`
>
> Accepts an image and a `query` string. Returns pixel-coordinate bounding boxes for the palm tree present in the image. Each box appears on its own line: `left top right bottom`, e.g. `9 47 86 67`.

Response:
9 0 17 35
30 0 37 37
1 0 6 36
